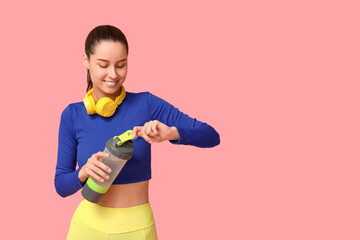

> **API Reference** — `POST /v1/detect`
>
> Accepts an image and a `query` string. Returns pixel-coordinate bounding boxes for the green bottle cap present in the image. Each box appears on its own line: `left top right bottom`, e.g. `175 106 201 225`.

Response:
114 130 135 146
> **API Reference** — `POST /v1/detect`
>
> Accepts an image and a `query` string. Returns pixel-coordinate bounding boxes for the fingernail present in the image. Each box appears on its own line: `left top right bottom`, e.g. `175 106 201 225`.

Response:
106 175 110 180
108 168 112 173
100 179 104 182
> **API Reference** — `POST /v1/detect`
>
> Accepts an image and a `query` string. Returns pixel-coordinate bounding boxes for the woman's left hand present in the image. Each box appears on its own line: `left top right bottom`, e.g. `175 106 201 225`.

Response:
132 120 179 144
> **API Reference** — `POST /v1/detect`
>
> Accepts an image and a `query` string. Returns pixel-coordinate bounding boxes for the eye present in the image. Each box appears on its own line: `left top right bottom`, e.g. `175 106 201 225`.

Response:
117 65 125 69
99 65 108 68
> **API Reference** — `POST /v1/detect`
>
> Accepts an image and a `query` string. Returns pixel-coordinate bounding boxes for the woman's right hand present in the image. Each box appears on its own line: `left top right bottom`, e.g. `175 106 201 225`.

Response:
78 151 112 184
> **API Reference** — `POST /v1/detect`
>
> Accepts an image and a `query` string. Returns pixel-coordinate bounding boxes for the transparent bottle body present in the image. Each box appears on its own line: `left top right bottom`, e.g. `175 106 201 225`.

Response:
90 147 128 189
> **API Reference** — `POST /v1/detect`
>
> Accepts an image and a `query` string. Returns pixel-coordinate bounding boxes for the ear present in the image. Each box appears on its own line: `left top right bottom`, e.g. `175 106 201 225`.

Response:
83 53 90 69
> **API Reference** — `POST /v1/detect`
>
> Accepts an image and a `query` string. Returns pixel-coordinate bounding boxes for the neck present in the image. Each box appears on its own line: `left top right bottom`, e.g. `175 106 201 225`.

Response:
92 87 122 102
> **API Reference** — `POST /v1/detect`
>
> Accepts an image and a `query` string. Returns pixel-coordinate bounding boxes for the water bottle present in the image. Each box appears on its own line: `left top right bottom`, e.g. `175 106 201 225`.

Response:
81 130 134 203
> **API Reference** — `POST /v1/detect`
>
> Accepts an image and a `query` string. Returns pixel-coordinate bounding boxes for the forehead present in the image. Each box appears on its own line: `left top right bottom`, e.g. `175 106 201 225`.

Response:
92 41 128 60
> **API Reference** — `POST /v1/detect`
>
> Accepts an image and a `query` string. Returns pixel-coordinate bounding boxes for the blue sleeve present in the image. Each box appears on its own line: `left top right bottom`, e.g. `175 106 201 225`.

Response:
54 105 84 197
147 92 220 148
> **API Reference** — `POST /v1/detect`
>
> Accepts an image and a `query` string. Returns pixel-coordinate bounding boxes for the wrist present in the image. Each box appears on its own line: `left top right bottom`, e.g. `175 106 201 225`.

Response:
169 126 180 141
78 170 87 185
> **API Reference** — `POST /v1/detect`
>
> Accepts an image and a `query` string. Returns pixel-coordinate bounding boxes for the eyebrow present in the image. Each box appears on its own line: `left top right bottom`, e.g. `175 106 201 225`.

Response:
96 58 127 62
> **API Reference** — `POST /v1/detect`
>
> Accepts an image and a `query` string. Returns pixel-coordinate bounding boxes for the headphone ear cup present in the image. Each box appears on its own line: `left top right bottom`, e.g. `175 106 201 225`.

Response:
115 85 126 105
96 97 118 117
83 94 96 115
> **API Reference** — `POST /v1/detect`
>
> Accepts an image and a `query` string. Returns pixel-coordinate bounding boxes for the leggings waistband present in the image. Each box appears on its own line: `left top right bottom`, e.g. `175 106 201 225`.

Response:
72 199 155 234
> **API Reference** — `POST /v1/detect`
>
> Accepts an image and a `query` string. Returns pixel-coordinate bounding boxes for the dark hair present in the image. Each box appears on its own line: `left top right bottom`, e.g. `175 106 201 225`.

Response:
85 25 129 92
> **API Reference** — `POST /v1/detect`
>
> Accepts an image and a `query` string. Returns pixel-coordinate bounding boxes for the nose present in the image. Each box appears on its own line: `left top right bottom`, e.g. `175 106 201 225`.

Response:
108 67 117 79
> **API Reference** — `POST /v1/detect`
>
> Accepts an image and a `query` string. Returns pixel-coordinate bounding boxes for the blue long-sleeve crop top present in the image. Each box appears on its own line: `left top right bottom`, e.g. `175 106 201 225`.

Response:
55 91 220 197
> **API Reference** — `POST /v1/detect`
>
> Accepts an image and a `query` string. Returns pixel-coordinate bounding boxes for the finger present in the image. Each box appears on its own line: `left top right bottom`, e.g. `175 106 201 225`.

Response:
84 165 107 182
86 162 110 181
151 121 159 135
88 152 111 173
144 122 152 135
137 131 153 144
94 160 112 173
88 155 111 173
92 151 110 159
132 126 142 138
149 135 161 142
143 130 158 138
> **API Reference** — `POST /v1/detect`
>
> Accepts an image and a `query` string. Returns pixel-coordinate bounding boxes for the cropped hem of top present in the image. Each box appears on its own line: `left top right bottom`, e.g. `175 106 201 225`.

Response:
55 91 220 197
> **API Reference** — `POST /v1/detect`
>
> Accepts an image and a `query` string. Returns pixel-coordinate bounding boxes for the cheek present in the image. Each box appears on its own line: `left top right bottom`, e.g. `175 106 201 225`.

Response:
117 67 128 78
90 68 107 80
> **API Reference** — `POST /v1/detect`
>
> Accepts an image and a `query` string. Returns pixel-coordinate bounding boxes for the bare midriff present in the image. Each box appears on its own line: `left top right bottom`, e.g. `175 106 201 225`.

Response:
94 180 149 208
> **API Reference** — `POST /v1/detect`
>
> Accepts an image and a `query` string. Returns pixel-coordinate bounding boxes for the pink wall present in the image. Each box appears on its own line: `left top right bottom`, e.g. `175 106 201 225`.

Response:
1 0 359 239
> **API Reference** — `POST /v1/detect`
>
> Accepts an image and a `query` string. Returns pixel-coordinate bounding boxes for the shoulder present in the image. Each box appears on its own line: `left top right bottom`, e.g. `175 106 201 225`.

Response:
125 91 164 98
125 91 168 106
125 91 149 99
124 91 153 104
62 101 84 112
60 101 84 119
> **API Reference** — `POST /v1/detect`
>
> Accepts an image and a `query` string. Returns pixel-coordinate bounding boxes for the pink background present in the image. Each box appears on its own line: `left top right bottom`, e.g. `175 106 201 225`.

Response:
1 0 359 239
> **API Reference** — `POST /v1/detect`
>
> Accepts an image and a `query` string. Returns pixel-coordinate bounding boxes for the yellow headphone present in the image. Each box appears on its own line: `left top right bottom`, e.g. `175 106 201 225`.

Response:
83 85 126 117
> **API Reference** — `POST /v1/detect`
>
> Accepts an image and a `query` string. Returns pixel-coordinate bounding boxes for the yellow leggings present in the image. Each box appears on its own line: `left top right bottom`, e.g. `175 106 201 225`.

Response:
66 199 157 240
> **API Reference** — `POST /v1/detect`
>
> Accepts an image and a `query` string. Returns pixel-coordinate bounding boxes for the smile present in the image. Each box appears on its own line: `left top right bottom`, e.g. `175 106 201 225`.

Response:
104 80 118 86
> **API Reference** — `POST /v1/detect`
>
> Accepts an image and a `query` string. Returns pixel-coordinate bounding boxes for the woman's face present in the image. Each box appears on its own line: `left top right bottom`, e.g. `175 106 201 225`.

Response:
83 41 128 101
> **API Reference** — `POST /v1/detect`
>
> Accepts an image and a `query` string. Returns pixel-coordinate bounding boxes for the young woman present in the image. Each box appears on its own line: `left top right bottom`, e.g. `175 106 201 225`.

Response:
55 25 220 240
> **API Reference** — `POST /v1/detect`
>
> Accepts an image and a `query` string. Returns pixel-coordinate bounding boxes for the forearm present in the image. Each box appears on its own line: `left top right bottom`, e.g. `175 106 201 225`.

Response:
171 124 220 148
54 168 84 198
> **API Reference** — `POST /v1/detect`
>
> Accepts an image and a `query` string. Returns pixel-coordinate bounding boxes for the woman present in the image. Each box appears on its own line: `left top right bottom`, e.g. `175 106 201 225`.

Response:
55 25 220 240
